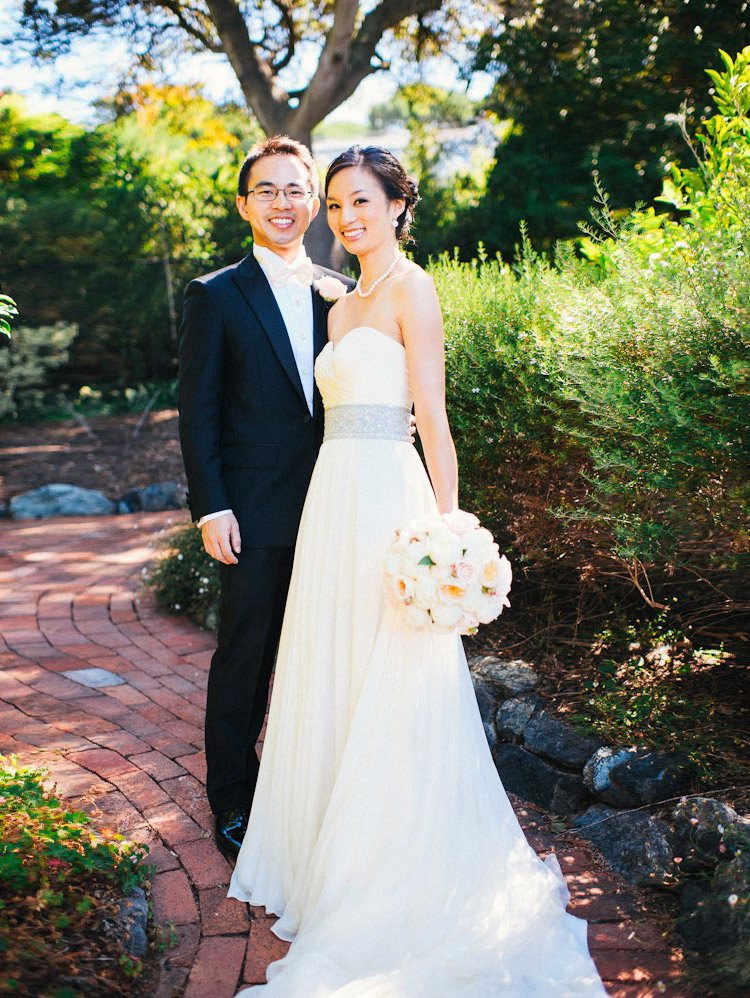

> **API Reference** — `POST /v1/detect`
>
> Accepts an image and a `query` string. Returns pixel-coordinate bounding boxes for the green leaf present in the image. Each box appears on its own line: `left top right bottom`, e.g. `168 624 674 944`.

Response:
417 555 435 566
718 49 735 74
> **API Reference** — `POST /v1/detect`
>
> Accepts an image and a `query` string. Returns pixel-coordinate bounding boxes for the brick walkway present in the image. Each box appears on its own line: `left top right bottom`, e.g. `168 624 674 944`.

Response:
0 512 688 997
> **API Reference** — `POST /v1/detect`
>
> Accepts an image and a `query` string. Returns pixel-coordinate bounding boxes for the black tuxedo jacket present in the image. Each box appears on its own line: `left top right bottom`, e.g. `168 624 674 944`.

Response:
178 252 355 547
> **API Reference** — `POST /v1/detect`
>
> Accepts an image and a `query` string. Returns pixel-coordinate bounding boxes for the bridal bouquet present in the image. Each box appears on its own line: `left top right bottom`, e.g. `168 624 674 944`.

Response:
384 510 512 635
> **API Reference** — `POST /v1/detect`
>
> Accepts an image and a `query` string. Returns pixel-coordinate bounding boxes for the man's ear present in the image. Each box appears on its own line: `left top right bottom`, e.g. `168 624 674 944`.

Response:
309 195 321 222
236 194 249 220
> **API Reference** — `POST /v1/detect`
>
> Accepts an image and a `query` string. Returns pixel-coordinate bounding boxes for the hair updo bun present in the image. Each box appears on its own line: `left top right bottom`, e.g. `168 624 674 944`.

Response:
325 145 420 243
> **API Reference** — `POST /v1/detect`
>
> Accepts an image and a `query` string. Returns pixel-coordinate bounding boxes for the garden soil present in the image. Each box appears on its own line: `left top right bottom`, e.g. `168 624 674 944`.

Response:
0 408 186 506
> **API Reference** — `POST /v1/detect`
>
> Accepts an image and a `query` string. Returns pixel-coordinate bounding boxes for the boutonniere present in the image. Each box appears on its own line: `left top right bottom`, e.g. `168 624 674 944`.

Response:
313 276 349 302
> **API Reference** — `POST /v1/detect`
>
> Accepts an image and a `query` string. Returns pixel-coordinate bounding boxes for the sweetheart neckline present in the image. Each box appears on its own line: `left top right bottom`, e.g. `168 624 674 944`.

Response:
326 326 405 354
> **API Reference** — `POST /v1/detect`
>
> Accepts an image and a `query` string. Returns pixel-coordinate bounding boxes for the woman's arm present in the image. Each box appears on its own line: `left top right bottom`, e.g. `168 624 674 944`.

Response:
396 270 458 514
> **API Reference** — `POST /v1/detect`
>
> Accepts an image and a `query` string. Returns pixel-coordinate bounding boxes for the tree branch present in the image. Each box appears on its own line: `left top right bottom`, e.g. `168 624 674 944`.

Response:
293 0 443 135
204 0 291 133
268 0 296 74
154 1 223 52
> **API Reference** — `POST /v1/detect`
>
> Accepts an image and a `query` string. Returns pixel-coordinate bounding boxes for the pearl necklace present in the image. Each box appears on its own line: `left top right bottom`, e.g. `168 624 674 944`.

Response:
356 252 401 298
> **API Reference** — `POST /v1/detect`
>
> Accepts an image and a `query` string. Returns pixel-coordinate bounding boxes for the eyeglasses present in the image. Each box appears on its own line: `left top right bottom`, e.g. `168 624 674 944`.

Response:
245 184 313 203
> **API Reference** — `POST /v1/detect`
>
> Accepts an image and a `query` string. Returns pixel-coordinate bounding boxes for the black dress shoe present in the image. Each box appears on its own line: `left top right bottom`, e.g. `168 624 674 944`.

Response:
215 807 249 860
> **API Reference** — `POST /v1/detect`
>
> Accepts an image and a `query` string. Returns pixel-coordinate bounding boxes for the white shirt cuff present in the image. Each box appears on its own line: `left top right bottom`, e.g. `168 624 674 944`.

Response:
197 509 233 528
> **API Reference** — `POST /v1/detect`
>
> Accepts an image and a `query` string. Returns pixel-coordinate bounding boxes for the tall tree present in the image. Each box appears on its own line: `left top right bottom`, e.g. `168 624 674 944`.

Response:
17 1 493 258
474 0 750 257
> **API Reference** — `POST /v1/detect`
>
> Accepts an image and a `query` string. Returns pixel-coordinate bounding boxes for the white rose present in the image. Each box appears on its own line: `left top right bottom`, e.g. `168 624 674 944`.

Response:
391 574 415 603
404 604 432 630
314 275 349 302
463 527 495 557
461 583 486 613
457 611 480 635
406 538 430 566
427 528 464 567
442 509 480 535
430 602 463 629
496 555 513 596
413 568 438 609
476 597 502 625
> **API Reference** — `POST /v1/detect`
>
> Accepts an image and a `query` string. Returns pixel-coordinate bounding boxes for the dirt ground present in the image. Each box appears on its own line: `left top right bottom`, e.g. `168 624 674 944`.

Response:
0 408 186 506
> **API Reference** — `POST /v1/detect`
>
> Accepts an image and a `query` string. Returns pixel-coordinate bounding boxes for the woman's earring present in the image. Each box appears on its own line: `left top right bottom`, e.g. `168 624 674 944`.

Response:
392 218 398 228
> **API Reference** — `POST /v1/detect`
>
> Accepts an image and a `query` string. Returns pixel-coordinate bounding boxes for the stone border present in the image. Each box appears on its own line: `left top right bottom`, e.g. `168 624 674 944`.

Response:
471 654 750 985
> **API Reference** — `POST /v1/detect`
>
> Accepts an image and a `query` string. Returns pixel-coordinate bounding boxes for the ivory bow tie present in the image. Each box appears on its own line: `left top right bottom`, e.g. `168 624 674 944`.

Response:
268 258 314 288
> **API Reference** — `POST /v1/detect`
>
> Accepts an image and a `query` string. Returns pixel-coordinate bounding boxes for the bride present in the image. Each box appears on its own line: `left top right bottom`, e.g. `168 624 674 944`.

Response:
228 145 607 996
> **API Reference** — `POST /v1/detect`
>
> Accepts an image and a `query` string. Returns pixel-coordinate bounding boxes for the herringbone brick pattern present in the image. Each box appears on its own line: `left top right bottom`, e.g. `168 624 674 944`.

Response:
0 513 687 996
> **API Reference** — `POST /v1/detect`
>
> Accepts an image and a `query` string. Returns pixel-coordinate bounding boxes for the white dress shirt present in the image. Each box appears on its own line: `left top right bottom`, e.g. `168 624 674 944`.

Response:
197 243 315 528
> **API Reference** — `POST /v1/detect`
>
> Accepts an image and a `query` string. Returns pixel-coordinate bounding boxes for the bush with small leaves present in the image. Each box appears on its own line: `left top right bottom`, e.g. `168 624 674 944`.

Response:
0 757 149 995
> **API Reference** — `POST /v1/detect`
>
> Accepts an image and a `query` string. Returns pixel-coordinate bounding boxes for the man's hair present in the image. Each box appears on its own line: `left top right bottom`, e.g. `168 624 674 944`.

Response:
238 135 319 198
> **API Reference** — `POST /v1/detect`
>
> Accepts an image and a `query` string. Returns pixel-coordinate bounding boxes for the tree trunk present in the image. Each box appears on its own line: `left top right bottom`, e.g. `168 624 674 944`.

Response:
295 129 349 271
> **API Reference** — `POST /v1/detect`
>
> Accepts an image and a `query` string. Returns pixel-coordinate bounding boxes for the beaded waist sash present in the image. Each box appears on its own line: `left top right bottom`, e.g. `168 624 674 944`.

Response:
324 404 411 442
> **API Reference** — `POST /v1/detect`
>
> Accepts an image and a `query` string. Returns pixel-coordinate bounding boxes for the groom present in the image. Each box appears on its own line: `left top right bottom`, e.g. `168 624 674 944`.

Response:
178 136 354 860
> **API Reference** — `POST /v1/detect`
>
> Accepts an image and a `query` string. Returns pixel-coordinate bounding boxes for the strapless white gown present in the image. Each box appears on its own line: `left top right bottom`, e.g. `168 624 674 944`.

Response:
228 326 606 996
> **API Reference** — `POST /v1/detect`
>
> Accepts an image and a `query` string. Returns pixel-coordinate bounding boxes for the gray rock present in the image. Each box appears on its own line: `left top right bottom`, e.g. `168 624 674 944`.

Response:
118 481 185 513
472 676 500 752
573 804 678 887
122 923 149 958
119 887 149 958
671 797 750 873
125 887 148 926
522 710 603 770
583 746 691 808
471 674 499 728
10 483 116 518
482 720 498 755
468 655 540 700
494 695 542 742
494 743 590 815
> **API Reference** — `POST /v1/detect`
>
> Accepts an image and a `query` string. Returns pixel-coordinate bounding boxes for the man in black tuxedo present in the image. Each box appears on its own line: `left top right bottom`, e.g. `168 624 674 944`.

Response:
178 136 354 860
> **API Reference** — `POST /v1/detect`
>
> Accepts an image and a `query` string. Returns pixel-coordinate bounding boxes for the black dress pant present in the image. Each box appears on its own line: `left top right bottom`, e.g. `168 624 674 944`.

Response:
205 545 295 814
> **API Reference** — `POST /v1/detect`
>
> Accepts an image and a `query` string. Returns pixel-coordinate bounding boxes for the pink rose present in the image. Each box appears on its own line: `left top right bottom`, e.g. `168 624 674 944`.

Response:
456 560 477 585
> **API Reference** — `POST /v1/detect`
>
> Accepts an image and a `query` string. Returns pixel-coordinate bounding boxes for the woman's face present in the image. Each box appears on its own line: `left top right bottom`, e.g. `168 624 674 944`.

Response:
325 165 404 255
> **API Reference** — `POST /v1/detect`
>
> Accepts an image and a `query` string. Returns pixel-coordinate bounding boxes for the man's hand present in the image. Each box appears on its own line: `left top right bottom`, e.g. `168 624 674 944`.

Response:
409 413 417 443
201 512 241 564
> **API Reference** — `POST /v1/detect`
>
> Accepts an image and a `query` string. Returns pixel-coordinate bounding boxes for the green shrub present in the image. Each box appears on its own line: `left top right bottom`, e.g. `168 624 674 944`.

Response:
0 321 79 418
0 757 149 994
146 521 221 631
566 616 747 786
433 51 750 626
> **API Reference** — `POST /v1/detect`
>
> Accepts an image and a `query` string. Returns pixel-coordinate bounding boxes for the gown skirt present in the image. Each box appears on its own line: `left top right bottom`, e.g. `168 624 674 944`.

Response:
228 327 607 996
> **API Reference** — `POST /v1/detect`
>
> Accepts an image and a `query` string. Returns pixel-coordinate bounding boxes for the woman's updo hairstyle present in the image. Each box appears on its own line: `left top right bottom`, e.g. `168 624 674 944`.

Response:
325 145 420 243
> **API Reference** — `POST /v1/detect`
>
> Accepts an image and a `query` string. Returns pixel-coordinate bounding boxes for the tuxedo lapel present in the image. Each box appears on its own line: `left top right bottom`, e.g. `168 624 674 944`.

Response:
311 269 332 419
231 253 307 406
311 271 330 359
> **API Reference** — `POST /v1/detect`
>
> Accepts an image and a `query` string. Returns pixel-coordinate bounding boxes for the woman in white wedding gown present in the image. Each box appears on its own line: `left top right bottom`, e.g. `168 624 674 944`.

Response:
228 145 607 997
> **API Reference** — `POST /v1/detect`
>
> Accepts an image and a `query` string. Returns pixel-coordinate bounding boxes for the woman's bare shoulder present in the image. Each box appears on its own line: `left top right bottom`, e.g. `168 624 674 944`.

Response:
328 288 357 321
392 260 437 301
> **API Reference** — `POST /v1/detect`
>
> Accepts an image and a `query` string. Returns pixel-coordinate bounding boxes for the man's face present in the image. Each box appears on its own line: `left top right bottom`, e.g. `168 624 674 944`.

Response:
236 154 320 259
